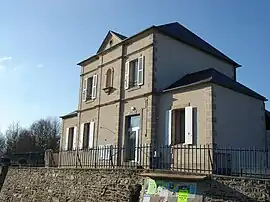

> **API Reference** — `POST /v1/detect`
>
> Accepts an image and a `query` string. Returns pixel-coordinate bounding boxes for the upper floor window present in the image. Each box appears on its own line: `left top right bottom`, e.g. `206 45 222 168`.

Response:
82 74 98 101
125 56 144 89
109 39 113 47
105 68 113 88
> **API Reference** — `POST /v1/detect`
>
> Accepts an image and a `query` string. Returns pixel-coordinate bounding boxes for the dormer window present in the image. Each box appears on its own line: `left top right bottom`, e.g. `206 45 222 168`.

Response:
103 68 114 94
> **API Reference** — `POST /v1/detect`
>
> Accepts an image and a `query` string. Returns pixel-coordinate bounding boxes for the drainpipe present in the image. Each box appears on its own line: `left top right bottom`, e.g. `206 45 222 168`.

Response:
96 55 103 147
75 65 84 168
116 45 126 165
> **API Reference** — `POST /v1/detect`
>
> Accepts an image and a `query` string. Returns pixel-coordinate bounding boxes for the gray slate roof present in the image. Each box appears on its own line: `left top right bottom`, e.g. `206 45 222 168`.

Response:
156 22 240 67
110 31 127 40
60 110 78 119
165 68 266 101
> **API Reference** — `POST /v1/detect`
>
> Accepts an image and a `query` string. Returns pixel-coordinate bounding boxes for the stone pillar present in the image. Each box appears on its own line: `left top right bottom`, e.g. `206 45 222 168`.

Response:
44 149 53 168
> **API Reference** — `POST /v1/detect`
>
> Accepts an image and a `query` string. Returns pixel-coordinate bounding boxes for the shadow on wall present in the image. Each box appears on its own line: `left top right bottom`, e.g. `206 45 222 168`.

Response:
202 179 257 202
0 166 9 191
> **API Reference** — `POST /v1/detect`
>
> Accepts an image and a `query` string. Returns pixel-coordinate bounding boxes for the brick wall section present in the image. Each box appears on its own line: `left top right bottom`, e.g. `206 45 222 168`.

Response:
0 168 143 202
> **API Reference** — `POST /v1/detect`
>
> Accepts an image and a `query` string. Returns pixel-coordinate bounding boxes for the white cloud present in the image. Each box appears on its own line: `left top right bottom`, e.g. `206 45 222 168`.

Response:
37 64 44 68
0 56 12 70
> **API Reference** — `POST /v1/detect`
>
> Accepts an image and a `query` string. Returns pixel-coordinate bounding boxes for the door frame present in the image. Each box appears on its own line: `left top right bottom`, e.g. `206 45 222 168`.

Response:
131 126 139 162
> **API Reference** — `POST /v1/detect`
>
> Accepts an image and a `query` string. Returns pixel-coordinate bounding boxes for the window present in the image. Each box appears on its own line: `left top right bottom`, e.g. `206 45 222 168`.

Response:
129 59 139 87
169 106 193 145
174 109 185 144
105 68 113 88
67 127 74 150
87 77 93 99
82 74 98 101
79 122 95 150
125 56 144 89
109 39 113 47
83 123 90 149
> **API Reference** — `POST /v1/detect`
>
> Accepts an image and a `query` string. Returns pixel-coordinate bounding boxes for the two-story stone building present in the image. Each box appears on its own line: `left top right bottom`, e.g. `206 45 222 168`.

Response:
59 22 267 168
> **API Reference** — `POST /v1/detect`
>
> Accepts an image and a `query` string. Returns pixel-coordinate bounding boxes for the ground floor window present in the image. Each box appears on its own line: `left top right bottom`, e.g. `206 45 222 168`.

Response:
83 123 90 149
67 127 74 150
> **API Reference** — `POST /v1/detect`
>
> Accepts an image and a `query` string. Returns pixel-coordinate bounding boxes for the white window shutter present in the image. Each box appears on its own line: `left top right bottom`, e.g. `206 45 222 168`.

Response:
168 110 172 145
82 78 88 102
138 56 144 85
89 121 95 149
124 61 129 89
185 106 193 145
79 124 84 150
92 74 97 99
72 126 77 150
65 128 69 151
165 110 172 145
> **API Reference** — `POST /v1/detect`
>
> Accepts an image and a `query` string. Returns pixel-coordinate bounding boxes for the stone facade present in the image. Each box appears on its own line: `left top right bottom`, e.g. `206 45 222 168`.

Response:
0 168 143 202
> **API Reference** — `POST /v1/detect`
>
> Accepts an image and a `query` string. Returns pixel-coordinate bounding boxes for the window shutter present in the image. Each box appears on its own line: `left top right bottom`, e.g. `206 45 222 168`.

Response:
171 110 176 145
65 128 69 151
138 56 144 85
185 106 193 144
92 74 97 99
82 78 88 102
79 124 84 150
165 110 172 145
89 121 95 149
124 61 129 89
72 126 77 150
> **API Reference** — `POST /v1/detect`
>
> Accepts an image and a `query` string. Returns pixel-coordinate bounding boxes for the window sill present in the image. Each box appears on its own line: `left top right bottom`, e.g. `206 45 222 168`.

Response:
85 98 95 103
127 85 141 92
103 86 113 94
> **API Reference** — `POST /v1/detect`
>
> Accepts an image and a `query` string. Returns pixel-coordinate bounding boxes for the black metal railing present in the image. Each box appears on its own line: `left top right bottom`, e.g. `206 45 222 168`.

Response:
5 145 270 179
57 144 270 178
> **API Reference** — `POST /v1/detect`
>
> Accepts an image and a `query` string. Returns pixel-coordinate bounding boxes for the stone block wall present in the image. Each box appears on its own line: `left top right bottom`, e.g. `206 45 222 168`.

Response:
202 175 270 202
0 168 143 202
1 167 270 202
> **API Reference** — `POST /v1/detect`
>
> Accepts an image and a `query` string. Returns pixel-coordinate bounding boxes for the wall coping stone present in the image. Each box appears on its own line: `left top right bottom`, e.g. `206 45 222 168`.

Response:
140 172 208 181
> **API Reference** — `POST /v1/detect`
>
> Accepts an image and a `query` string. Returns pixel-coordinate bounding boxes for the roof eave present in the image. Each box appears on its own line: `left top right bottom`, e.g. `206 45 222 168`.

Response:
60 112 78 119
163 78 211 93
164 79 267 102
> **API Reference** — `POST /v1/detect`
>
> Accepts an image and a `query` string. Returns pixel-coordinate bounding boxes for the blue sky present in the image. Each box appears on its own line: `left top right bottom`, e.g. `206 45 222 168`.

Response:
0 0 270 132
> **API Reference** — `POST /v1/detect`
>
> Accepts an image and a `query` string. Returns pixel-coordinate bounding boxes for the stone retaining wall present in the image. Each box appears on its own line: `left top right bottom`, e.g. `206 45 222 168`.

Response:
0 167 270 201
202 175 270 202
0 168 143 202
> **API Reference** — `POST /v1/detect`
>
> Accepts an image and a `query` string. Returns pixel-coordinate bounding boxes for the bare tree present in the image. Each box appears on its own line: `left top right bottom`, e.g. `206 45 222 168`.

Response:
29 117 60 151
5 122 21 153
0 130 6 154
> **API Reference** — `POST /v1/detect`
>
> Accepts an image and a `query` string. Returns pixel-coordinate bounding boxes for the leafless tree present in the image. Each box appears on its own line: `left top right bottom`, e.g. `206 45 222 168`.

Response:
0 130 6 154
4 117 60 153
29 117 60 151
5 122 21 153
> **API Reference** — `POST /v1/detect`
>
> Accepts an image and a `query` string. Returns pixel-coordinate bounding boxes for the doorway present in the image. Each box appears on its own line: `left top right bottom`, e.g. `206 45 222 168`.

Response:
125 115 140 162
